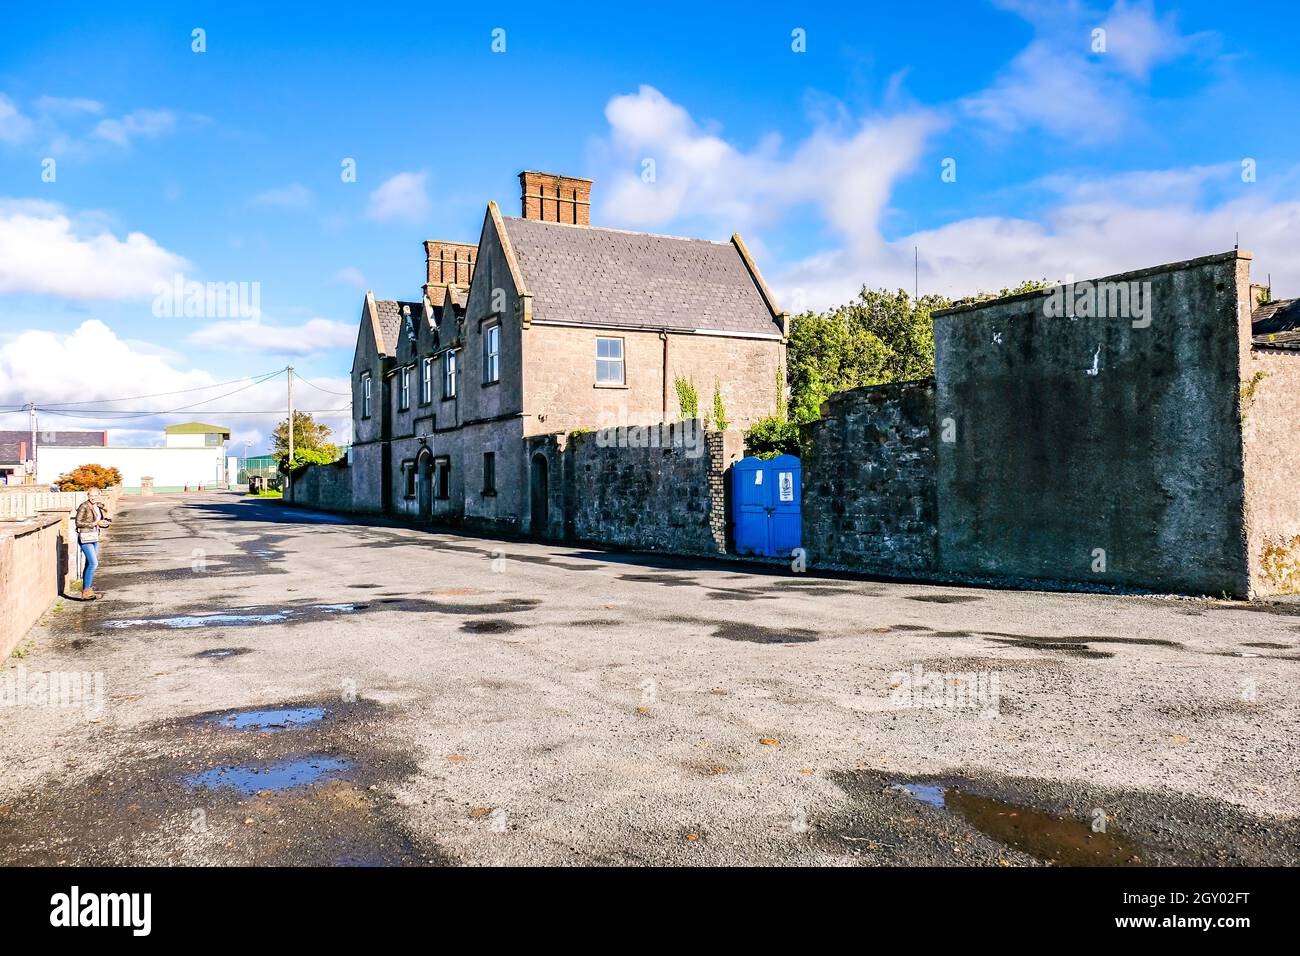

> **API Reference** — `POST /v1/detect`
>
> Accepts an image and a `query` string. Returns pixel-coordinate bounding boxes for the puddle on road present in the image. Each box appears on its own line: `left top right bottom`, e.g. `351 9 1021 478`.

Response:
183 755 353 796
907 594 983 604
213 707 326 732
890 780 1139 865
460 619 524 634
103 604 359 629
890 782 945 807
712 621 818 644
193 648 252 659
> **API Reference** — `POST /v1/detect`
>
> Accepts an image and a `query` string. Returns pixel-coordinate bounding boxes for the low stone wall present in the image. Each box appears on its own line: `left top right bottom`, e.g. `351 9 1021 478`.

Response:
1 514 66 660
803 381 938 572
285 459 355 513
568 423 742 555
0 490 87 520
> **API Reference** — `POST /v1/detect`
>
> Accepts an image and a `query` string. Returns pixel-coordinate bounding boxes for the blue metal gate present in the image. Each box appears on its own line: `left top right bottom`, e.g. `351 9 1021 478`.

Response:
732 454 801 557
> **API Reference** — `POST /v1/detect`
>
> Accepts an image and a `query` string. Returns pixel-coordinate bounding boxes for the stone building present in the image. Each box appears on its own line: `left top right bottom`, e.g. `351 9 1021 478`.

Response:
343 170 787 533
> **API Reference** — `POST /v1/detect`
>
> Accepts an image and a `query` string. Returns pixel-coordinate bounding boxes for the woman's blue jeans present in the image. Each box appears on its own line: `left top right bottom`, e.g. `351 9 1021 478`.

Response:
80 542 99 590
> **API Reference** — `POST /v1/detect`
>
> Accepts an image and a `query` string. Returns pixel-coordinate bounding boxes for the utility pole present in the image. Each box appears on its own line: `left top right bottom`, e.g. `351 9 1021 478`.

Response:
28 402 36 484
286 367 294 489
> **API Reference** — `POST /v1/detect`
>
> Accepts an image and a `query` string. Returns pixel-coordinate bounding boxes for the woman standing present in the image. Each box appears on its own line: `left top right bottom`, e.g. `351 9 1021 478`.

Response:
74 487 112 600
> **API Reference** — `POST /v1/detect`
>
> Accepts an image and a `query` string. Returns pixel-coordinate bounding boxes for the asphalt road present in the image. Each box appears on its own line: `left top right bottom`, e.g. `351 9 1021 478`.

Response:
2 491 1298 866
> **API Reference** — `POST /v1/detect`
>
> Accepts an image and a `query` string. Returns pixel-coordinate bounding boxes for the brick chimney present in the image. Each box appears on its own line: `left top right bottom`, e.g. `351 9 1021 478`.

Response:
423 240 477 307
519 171 592 226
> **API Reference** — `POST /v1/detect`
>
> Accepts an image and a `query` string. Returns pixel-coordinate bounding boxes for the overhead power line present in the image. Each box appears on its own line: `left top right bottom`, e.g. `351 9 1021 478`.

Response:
25 370 287 422
28 368 290 407
33 406 351 421
292 370 351 396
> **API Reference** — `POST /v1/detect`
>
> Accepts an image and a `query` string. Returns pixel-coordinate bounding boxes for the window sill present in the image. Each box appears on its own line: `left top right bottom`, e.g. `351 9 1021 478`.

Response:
481 380 500 389
594 382 628 389
480 490 497 497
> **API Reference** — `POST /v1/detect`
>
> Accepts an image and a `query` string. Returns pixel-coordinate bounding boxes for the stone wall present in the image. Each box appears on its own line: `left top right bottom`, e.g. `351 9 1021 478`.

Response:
803 381 938 572
931 250 1252 596
1 513 65 660
567 423 741 555
1242 345 1300 594
286 458 355 513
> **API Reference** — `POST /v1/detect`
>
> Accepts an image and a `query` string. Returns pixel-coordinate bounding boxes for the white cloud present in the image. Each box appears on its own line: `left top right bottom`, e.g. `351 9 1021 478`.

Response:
366 171 431 223
1100 0 1197 80
597 85 942 244
776 165 1300 307
961 41 1133 143
962 0 1210 142
188 317 357 356
35 95 105 116
0 201 190 300
332 266 367 289
92 109 177 147
251 183 313 209
0 93 34 144
0 320 352 449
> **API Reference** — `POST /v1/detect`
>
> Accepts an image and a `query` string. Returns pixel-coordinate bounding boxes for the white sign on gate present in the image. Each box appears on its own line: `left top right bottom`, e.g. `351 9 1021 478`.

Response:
778 471 794 502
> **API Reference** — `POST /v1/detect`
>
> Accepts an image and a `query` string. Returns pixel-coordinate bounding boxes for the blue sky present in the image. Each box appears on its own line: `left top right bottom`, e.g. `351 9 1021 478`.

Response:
1 0 1297 451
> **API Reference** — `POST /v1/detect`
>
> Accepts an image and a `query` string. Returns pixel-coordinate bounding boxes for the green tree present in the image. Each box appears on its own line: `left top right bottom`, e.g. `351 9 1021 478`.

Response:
783 279 1051 424
273 411 340 469
786 287 945 423
744 416 801 458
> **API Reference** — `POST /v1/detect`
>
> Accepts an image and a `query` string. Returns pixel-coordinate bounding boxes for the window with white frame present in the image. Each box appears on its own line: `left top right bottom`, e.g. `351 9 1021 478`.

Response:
443 350 458 399
484 323 500 384
596 337 624 385
361 372 372 418
398 366 411 410
421 357 434 404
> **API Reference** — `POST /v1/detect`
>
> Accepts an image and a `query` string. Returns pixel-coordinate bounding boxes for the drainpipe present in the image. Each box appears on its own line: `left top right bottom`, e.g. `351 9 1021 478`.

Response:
660 330 669 421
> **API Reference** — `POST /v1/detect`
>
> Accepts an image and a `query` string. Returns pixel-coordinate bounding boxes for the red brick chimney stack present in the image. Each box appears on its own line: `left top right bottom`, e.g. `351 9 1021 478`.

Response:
519 171 592 226
423 240 477 306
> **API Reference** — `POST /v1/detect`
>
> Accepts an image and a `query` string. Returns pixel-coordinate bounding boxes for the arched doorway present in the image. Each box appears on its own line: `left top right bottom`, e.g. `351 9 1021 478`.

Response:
416 448 433 521
530 454 549 538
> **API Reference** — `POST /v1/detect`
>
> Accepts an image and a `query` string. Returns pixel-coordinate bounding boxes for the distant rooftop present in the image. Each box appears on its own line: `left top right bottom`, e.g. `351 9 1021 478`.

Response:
1252 298 1300 351
165 422 232 438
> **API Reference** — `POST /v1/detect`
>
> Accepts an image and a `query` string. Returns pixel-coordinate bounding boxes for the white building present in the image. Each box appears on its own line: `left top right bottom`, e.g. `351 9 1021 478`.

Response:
37 422 232 492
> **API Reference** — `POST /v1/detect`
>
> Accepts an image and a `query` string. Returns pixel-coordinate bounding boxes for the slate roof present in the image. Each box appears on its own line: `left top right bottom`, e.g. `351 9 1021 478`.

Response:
372 299 405 356
0 429 106 448
500 217 782 336
1252 298 1300 350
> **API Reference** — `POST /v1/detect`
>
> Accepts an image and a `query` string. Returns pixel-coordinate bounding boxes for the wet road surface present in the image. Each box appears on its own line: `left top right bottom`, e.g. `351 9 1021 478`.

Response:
2 492 1297 865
